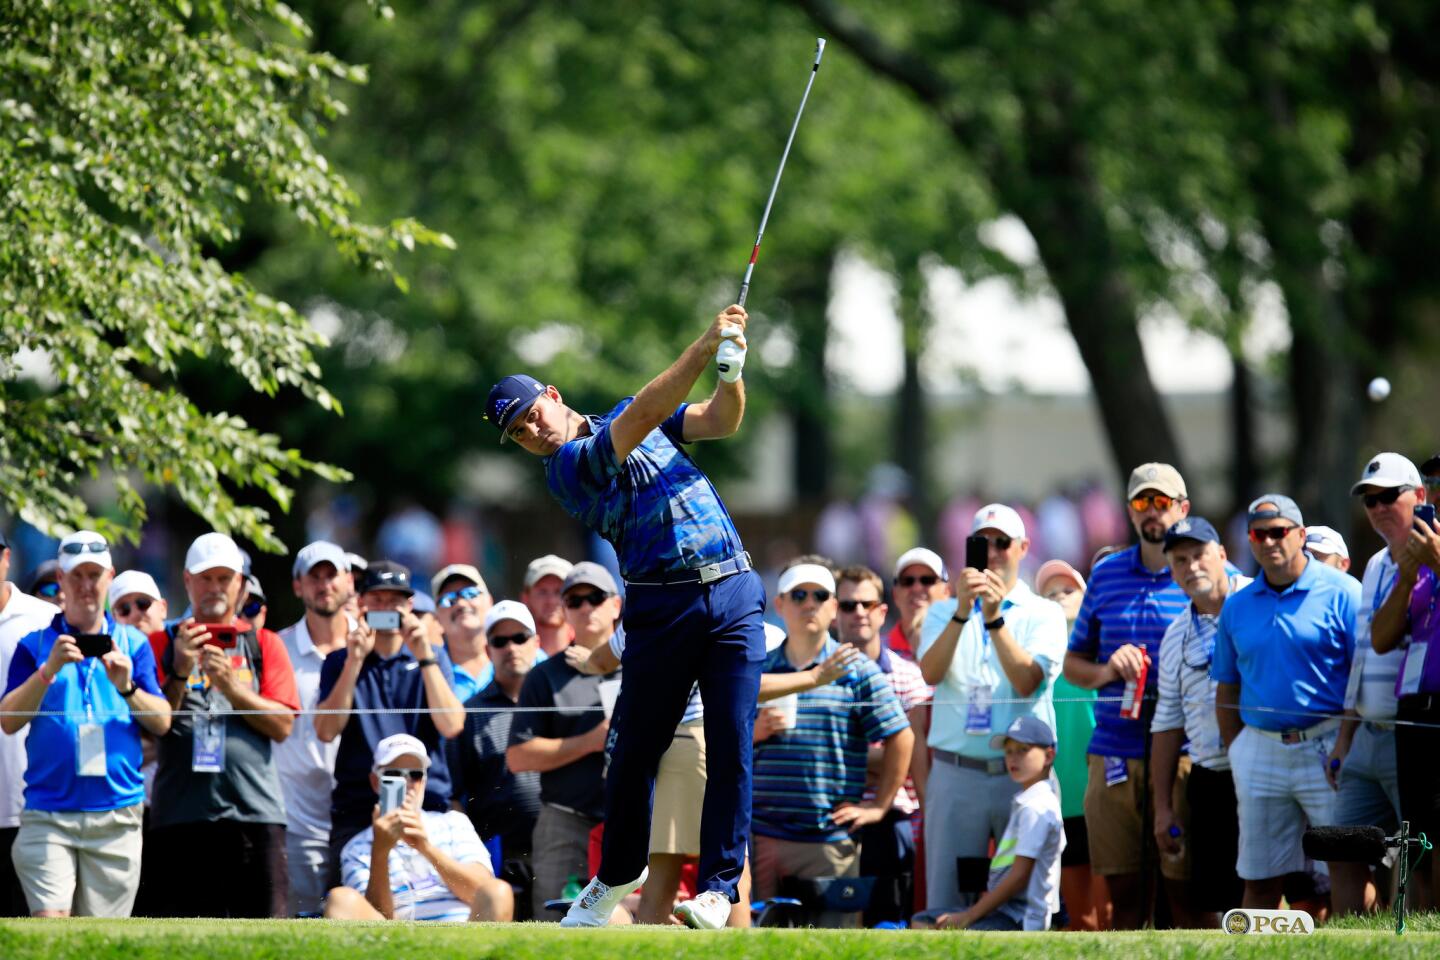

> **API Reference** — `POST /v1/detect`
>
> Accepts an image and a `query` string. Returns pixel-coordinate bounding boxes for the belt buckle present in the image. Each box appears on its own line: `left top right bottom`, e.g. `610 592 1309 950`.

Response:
987 759 1006 776
697 561 724 584
1281 729 1302 745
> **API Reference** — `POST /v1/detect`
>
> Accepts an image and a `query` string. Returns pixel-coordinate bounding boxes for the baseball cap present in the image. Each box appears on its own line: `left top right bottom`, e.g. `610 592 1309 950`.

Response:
989 715 1057 750
484 599 537 636
1421 454 1440 477
410 592 436 615
29 560 60 595
185 532 245 575
485 374 546 443
345 552 369 573
372 733 430 770
1351 452 1422 495
359 560 415 596
1127 463 1187 500
563 561 618 597
292 541 349 579
58 531 113 574
972 503 1026 540
1304 525 1349 560
1034 559 1086 595
108 570 162 608
431 563 488 599
243 574 267 605
1162 517 1221 552
523 554 573 590
892 547 947 582
777 563 837 595
1248 494 1304 527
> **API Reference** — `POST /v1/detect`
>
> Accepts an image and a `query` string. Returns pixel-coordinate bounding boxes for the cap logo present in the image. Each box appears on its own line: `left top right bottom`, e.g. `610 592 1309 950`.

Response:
1174 520 1191 533
985 510 997 521
1368 460 1380 474
494 396 518 423
1145 467 1158 480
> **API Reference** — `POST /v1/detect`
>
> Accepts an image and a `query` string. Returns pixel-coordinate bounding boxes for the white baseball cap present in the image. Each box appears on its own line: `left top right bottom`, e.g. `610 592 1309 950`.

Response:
372 733 430 770
483 599 537 636
777 563 837 595
108 570 162 608
185 532 246 575
523 554 573 589
892 547 947 582
972 503 1027 540
1351 452 1422 495
57 531 113 574
431 563 489 598
292 541 349 578
1304 525 1350 560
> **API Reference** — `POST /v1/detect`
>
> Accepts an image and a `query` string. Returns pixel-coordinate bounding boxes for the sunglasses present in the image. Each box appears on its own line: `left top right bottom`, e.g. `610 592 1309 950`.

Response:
837 599 879 613
1248 525 1298 544
378 768 425 783
976 535 1014 551
488 630 532 649
787 588 831 604
895 575 938 588
439 585 485 608
1129 495 1179 513
115 597 154 618
241 597 265 620
564 590 609 610
1362 486 1411 508
60 540 108 555
36 581 61 599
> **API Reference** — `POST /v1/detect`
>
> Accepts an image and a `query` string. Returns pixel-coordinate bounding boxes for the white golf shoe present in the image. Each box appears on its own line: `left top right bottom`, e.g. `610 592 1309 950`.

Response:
559 867 648 927
674 890 731 930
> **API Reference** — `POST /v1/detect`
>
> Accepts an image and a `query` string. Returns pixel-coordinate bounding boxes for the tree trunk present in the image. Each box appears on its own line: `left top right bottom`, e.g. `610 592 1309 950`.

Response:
894 264 930 529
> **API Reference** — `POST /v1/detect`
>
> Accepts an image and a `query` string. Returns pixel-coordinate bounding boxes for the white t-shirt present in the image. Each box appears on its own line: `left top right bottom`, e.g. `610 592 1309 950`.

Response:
340 809 492 921
275 615 352 841
988 779 1066 930
0 586 60 828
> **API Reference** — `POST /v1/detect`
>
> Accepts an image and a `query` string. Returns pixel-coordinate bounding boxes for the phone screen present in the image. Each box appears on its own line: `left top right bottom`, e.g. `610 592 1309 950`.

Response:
75 634 113 658
965 535 989 573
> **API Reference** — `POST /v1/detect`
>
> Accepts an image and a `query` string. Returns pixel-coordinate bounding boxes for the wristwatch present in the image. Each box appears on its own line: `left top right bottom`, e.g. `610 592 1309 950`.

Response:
119 682 139 698
984 616 1006 631
950 613 969 626
416 657 439 669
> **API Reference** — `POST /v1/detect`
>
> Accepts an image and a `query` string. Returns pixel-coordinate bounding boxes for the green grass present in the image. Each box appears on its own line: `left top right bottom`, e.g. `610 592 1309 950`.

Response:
3 918 1440 960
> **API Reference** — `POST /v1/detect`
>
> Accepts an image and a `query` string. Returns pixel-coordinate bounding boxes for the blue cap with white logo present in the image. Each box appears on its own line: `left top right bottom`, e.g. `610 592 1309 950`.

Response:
1163 516 1221 552
485 374 546 443
988 715 1056 750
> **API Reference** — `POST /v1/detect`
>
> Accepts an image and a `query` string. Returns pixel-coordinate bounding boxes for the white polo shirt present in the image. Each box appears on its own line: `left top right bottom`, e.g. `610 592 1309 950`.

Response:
275 614 352 842
340 810 491 921
0 585 59 828
1345 549 1405 721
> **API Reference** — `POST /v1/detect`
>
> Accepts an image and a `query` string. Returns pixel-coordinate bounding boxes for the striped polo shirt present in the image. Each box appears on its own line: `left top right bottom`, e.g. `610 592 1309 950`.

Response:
340 809 492 921
753 636 910 842
1345 548 1404 719
1067 545 1188 759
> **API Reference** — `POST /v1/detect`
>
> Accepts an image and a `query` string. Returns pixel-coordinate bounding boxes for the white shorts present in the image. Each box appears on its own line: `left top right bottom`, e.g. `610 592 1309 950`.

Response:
11 804 144 916
1228 726 1336 881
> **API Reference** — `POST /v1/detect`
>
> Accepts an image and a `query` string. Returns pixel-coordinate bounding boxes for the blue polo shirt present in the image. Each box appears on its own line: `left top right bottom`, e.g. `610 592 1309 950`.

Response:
1067 546 1189 759
752 637 910 842
544 397 746 581
319 645 457 827
3 614 161 812
1211 559 1360 731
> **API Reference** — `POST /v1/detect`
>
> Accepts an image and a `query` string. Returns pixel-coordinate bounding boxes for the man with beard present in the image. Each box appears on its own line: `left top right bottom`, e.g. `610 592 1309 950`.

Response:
275 541 355 916
1062 463 1191 929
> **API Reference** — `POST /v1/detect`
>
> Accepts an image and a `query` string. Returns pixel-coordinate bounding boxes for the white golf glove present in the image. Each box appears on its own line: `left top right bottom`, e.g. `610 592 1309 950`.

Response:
716 325 747 383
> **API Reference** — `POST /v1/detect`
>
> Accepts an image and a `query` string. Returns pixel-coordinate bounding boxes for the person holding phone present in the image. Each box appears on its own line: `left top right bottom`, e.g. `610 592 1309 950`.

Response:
915 504 1068 923
315 560 464 883
0 531 171 917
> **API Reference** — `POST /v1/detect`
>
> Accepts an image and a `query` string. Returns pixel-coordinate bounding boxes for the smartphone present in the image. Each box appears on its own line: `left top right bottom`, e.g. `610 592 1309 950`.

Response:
75 633 113 658
965 535 989 573
202 624 238 648
366 610 402 632
379 774 406 815
1417 503 1436 527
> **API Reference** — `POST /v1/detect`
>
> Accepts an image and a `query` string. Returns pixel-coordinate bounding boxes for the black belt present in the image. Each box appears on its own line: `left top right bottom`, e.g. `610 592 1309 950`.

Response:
934 748 1007 776
626 552 753 587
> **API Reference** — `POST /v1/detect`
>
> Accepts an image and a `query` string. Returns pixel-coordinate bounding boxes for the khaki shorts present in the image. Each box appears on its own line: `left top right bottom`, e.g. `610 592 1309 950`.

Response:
1083 755 1192 880
12 804 144 916
751 833 861 928
650 723 706 856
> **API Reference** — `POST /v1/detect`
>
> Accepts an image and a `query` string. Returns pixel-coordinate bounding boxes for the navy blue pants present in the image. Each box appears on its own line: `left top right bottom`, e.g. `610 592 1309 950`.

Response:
597 569 766 901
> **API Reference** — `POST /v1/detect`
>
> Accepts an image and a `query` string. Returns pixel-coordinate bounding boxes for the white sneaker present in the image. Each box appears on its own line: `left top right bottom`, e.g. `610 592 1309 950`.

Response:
559 867 648 927
674 890 731 930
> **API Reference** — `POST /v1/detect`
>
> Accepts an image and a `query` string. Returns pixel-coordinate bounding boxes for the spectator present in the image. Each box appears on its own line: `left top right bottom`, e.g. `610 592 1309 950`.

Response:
1149 518 1250 927
1327 455 1417 915
325 734 512 921
887 547 950 661
148 532 300 918
241 574 269 633
919 717 1065 931
1304 526 1351 573
1423 453 1440 507
109 572 168 636
28 560 61 605
275 541 354 916
1213 494 1360 909
521 555 574 656
315 560 465 879
455 601 543 919
834 564 930 926
506 563 619 920
917 504 1067 919
432 564 493 703
1034 558 1104 931
752 561 913 928
1062 463 1192 929
0 532 171 917
0 530 62 916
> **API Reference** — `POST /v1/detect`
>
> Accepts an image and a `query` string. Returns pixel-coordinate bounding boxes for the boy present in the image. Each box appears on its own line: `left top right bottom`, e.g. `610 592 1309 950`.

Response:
921 716 1066 931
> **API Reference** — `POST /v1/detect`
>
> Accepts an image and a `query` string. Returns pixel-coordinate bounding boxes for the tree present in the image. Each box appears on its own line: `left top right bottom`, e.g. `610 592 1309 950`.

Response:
0 0 448 549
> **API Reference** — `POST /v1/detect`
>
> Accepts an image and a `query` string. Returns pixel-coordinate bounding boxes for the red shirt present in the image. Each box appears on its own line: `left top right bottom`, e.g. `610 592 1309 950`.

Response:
887 622 917 660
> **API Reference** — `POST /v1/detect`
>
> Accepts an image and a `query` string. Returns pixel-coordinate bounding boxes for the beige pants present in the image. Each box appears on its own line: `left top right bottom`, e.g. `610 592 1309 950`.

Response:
651 722 706 856
751 833 861 928
12 804 144 916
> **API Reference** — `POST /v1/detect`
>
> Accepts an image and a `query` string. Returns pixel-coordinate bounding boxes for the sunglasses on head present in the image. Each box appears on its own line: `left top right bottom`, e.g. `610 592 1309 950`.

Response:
439 585 485 608
1129 494 1179 513
60 540 108 555
115 597 154 618
1362 486 1411 508
564 590 609 610
488 630 532 649
241 598 265 620
36 581 60 599
1248 525 1297 544
895 574 938 588
837 598 879 613
787 588 831 604
378 768 425 783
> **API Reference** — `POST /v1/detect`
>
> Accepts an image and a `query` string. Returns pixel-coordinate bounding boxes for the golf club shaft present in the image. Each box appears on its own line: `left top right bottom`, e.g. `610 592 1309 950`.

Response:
736 38 825 308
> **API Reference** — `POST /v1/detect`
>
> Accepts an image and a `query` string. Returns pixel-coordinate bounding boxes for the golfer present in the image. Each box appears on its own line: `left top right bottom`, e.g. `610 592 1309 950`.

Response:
488 304 763 929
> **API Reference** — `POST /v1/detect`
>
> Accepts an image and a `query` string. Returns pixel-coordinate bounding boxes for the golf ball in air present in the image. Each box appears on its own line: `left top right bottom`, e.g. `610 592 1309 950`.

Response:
1368 377 1391 402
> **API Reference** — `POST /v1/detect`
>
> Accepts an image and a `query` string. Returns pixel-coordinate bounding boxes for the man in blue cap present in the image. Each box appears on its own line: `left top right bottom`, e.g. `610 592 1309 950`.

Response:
487 304 759 929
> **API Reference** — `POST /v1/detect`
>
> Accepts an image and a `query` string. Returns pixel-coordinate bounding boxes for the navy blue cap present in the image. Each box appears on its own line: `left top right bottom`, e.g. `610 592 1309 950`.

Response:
989 715 1056 750
359 559 414 596
485 374 546 443
1163 517 1221 552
